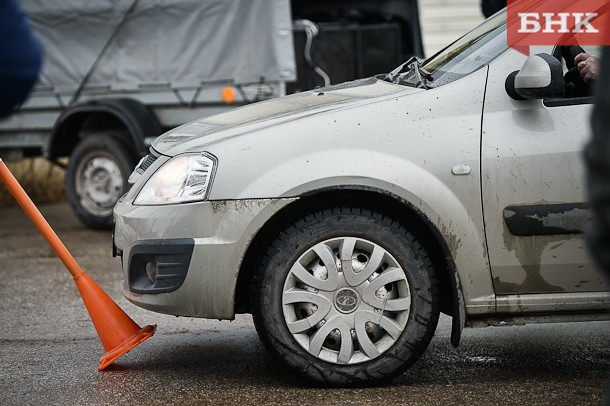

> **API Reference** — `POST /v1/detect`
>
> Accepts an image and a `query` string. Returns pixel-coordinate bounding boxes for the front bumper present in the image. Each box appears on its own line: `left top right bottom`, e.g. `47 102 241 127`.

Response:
113 197 296 319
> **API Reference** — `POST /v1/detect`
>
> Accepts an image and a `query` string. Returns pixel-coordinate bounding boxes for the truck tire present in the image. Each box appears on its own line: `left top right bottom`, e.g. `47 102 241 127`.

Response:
252 207 440 386
65 135 135 229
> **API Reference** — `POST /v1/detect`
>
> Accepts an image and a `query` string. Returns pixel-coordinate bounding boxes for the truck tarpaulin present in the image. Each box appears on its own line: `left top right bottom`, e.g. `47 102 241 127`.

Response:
23 0 297 93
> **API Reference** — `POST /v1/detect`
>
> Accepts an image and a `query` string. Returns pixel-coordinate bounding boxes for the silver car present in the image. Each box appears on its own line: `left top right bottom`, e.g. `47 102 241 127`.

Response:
113 12 609 385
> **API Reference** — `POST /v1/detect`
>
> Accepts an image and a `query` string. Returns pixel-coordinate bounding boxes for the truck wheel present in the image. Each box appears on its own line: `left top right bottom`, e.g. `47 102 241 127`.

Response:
252 208 440 386
65 135 135 230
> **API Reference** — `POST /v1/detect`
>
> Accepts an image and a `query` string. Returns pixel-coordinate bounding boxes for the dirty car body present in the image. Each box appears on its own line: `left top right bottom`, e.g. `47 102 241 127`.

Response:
113 11 610 386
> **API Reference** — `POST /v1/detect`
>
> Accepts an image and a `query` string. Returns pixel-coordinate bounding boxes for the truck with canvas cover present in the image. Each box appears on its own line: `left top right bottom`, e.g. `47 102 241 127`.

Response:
0 0 422 228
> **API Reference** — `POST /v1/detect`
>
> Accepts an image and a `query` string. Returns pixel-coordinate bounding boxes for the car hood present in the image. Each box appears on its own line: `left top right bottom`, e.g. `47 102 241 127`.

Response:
152 77 417 155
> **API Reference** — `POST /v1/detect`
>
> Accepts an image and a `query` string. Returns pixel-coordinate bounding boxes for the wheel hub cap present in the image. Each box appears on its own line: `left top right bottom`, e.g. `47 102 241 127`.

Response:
282 237 411 365
334 288 359 313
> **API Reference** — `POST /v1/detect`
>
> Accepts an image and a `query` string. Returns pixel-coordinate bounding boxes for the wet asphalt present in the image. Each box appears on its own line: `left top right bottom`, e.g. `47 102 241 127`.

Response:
0 203 609 405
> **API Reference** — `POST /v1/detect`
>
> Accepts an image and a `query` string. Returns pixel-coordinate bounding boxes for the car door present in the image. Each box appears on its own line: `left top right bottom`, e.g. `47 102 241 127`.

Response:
480 46 610 313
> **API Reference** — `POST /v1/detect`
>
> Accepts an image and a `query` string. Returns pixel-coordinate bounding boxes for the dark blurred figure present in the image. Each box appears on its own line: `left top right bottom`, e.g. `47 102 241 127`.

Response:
585 47 610 274
481 0 506 18
0 0 42 119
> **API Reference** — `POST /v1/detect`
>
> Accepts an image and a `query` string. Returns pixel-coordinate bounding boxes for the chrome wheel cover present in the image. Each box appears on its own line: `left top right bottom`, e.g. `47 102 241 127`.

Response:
282 237 411 365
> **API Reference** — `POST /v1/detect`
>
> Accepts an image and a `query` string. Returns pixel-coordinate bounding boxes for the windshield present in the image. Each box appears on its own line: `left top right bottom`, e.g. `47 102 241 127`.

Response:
394 11 508 88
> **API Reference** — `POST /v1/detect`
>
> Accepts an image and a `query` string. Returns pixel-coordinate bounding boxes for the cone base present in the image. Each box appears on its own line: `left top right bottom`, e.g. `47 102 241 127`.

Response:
98 324 156 370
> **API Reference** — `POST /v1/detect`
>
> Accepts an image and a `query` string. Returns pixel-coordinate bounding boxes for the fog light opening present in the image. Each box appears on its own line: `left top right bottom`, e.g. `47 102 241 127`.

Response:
145 261 157 283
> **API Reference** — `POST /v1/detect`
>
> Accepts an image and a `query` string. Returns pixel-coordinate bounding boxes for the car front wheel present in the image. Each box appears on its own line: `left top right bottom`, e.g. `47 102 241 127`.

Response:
252 207 440 386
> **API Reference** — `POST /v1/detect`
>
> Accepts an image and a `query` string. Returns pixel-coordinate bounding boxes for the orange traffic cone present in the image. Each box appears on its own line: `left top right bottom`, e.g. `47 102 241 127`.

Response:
0 158 155 370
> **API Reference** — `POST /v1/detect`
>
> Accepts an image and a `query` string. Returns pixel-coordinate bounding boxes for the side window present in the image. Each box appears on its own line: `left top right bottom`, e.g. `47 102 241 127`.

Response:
545 45 597 107
558 46 601 74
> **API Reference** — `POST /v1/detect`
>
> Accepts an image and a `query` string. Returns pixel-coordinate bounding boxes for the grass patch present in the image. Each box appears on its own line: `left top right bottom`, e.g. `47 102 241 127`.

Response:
0 158 66 205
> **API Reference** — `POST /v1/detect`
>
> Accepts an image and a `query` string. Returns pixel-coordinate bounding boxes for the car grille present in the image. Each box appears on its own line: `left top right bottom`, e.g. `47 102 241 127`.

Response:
137 150 159 173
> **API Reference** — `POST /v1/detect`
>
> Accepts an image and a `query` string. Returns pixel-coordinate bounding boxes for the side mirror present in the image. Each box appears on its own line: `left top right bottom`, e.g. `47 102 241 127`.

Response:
505 53 565 100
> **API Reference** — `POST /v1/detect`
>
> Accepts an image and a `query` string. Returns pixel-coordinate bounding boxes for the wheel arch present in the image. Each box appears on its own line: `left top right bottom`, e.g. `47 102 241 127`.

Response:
47 98 162 161
235 186 466 346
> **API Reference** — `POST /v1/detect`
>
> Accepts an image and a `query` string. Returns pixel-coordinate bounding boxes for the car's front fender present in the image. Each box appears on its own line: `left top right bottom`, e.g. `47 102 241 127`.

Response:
228 148 494 316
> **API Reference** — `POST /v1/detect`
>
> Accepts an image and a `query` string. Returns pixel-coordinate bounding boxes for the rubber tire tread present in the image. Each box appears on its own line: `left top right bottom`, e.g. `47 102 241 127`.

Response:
251 207 440 387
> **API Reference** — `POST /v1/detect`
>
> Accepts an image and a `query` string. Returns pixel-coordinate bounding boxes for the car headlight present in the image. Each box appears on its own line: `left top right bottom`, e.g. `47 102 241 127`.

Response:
134 153 217 205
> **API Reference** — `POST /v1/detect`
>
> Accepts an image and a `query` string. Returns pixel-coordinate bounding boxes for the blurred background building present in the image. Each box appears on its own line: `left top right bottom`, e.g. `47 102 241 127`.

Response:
420 0 485 56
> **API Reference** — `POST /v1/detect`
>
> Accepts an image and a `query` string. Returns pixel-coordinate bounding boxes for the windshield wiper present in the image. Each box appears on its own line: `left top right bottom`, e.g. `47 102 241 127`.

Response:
384 56 433 89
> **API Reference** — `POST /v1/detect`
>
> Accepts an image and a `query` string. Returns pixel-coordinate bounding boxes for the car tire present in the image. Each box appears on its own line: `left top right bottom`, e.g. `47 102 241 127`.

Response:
65 135 135 230
252 207 440 386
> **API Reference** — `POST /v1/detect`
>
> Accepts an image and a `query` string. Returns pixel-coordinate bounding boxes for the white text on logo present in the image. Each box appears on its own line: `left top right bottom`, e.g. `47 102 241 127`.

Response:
518 12 599 34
